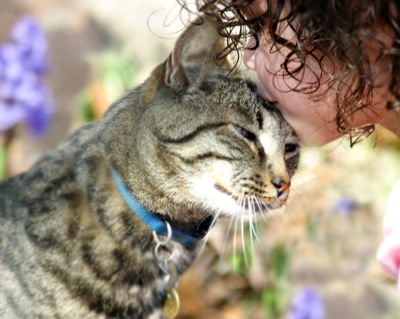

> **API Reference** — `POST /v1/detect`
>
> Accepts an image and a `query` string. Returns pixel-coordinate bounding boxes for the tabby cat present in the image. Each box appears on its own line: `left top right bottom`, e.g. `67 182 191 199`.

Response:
0 15 299 319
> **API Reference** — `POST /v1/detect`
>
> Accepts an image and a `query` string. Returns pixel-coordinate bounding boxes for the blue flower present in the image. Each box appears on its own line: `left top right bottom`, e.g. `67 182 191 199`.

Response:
0 15 54 136
333 195 357 215
288 287 325 319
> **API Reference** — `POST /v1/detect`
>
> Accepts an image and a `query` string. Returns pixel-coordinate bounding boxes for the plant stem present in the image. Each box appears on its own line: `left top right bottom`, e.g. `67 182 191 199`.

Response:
0 135 7 181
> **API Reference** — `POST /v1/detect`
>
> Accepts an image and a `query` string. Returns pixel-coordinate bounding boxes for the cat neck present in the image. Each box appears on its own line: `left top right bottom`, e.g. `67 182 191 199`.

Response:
111 167 214 249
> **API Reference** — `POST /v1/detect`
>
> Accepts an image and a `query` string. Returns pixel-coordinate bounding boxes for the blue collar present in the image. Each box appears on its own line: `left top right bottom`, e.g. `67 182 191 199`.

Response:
111 168 213 249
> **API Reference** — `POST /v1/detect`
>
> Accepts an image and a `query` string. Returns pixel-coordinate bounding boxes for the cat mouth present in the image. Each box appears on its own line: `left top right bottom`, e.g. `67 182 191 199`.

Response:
241 198 284 213
214 184 286 214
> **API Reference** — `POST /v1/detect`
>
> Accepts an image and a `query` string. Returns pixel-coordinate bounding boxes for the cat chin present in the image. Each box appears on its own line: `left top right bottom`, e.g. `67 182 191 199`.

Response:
205 195 288 219
217 203 286 219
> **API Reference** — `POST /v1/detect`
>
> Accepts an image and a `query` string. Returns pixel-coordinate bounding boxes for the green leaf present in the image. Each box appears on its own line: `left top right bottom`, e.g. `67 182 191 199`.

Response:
0 142 7 181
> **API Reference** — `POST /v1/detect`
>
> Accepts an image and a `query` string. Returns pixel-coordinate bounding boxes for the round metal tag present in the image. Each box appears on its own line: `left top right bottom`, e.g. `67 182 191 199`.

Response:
163 288 180 319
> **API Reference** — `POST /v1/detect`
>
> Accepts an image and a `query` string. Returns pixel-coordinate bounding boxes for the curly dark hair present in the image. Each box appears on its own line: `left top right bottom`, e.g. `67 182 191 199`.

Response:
178 0 400 145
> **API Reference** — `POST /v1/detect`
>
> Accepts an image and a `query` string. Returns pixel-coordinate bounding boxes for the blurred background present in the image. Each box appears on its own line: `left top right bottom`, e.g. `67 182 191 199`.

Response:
0 1 399 318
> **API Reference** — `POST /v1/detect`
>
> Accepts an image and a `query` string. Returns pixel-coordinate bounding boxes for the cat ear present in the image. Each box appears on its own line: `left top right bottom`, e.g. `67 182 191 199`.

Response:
164 15 232 92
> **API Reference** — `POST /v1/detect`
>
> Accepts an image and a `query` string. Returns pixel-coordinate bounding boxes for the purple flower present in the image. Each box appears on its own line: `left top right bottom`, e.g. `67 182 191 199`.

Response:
0 15 54 136
288 287 325 319
333 195 357 215
11 15 49 74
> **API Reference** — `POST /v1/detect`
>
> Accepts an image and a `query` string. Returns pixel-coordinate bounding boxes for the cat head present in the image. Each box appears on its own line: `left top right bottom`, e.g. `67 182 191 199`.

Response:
118 15 300 221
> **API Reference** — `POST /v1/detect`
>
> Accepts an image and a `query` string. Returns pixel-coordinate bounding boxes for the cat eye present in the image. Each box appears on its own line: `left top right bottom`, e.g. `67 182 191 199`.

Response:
284 134 300 158
285 143 299 153
284 142 300 161
233 124 257 142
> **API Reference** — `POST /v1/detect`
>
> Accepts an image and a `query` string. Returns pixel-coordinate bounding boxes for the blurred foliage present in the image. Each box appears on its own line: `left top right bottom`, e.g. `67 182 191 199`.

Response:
0 139 6 181
80 48 138 122
261 244 292 318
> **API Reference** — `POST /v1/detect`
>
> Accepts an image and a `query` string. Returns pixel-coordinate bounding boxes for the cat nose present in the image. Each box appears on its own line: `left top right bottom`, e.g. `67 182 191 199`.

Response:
272 177 290 197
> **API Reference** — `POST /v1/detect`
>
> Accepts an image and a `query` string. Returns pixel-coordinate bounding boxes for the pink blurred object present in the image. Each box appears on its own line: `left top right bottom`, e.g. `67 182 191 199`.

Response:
377 180 400 287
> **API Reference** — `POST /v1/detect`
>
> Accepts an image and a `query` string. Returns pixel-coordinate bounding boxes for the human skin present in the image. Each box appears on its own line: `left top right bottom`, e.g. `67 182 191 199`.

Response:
243 0 400 146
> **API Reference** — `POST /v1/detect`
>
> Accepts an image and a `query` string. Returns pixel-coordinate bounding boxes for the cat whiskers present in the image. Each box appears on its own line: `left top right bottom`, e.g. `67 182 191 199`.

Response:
246 196 261 267
232 193 244 270
248 196 259 257
196 187 279 271
218 205 237 268
253 196 269 221
241 196 247 267
237 193 254 268
248 196 259 241
199 210 221 254
236 195 262 268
